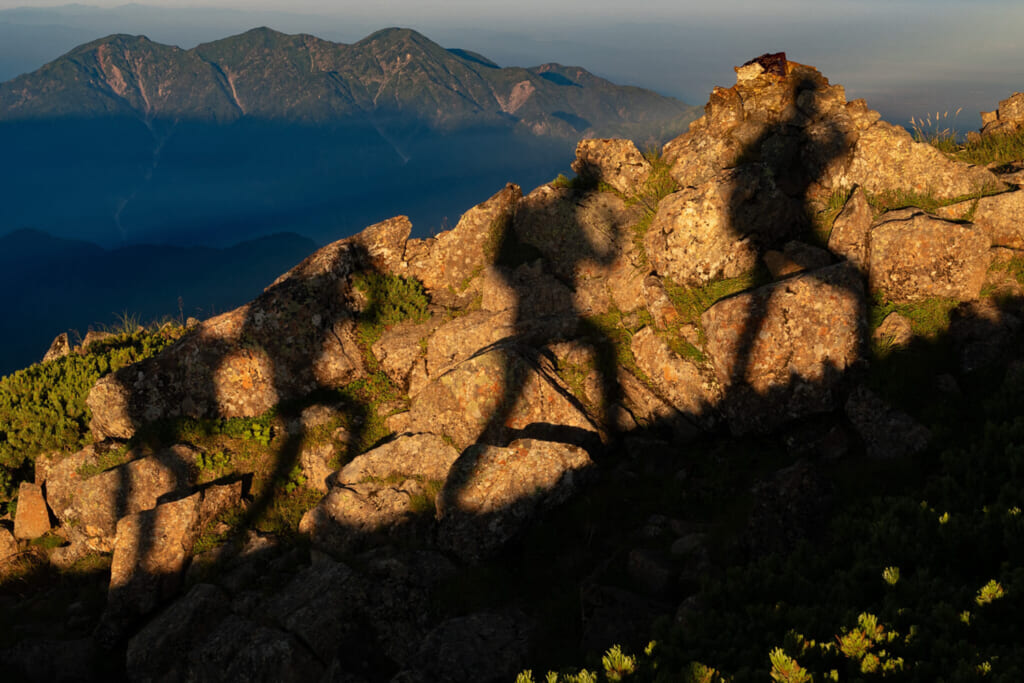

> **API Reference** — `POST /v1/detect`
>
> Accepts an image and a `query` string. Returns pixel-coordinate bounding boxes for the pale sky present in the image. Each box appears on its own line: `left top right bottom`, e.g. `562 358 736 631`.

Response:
1 1 1021 129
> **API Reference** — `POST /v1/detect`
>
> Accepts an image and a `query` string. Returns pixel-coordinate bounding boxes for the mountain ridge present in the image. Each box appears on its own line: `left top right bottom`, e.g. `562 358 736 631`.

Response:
0 25 697 140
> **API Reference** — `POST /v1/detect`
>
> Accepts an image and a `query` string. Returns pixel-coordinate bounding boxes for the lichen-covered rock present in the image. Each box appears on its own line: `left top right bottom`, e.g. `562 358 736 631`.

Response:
828 185 871 272
403 183 521 308
50 445 195 551
935 189 1024 249
868 210 991 302
645 165 802 286
702 262 866 434
437 439 591 562
98 481 241 645
571 138 652 195
0 526 17 563
407 344 598 450
336 433 459 484
629 327 720 428
372 316 443 396
86 217 410 440
13 482 50 540
873 312 915 350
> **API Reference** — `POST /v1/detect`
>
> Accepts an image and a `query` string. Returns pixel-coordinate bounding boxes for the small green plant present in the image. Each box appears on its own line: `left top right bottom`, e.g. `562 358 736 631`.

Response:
352 272 430 350
601 645 637 681
769 648 812 683
975 579 1006 606
195 449 231 472
882 566 900 586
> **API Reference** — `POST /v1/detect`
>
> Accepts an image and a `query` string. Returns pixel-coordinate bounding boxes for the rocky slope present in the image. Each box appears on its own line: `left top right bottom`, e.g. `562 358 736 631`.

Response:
3 55 1024 681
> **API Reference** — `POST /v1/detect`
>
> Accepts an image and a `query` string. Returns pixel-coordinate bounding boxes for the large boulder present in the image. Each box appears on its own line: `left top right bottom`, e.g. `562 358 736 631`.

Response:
437 439 591 562
87 216 413 440
46 445 196 551
827 186 871 272
406 343 598 450
868 210 992 303
843 121 1003 201
48 446 195 552
702 262 866 434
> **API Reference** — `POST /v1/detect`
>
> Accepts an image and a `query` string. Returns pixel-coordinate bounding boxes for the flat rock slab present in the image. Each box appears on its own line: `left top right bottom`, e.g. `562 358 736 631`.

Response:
702 262 865 434
437 438 591 562
868 210 991 303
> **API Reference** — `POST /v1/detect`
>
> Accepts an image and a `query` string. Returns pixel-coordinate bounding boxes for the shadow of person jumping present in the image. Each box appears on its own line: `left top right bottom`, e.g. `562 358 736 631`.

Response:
437 177 638 523
706 53 868 436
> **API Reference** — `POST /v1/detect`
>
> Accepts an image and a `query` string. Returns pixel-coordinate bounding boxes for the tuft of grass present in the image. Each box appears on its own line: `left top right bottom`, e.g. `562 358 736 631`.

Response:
663 269 769 328
956 128 1024 167
866 184 1005 215
869 294 959 340
909 109 962 153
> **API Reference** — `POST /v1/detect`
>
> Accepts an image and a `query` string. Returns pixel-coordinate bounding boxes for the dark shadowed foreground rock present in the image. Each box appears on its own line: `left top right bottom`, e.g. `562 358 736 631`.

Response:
845 385 932 458
299 434 459 554
702 262 866 434
437 439 591 562
413 611 533 683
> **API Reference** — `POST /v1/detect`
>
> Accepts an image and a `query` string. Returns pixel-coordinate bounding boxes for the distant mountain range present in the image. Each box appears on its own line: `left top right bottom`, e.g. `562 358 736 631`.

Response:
0 26 698 375
0 27 699 247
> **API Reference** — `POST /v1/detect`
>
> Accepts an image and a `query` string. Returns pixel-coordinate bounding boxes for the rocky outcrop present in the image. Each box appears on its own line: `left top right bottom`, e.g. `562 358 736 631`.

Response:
663 55 1001 204
13 53 1024 683
980 92 1024 138
87 216 413 440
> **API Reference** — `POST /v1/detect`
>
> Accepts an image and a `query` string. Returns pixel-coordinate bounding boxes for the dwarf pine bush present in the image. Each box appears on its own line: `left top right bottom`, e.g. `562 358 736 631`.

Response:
0 325 181 502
